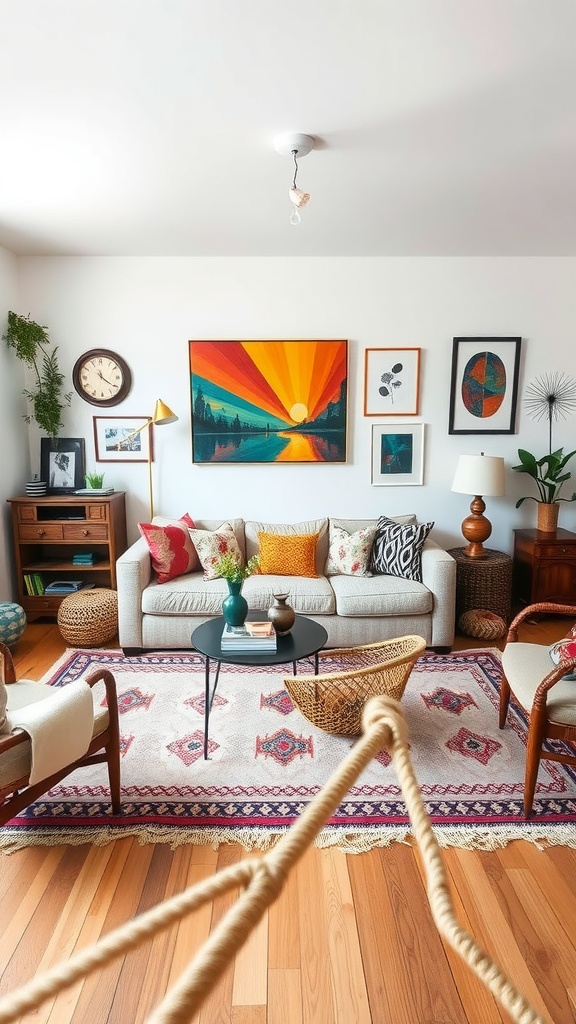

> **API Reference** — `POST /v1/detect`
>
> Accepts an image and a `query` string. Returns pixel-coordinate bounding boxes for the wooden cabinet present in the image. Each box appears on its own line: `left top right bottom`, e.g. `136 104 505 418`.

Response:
512 528 576 607
7 493 127 621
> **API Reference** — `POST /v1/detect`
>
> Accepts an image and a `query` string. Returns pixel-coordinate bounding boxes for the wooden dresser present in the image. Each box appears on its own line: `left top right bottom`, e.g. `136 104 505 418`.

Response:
7 493 127 621
512 527 576 607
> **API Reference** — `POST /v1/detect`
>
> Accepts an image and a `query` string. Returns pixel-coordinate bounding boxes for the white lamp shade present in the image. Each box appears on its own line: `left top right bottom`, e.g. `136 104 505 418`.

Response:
451 454 505 497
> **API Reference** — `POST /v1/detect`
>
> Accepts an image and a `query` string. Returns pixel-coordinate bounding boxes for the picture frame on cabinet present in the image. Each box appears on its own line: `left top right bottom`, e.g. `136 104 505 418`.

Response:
364 347 421 416
448 336 521 435
41 437 86 494
93 416 153 463
371 423 424 485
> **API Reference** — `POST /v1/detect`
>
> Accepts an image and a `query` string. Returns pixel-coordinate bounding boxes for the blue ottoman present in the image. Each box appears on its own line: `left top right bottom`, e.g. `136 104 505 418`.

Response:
0 603 26 647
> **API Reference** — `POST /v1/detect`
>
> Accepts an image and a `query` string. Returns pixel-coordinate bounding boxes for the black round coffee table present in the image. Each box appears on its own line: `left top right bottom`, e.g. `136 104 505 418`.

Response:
192 613 328 758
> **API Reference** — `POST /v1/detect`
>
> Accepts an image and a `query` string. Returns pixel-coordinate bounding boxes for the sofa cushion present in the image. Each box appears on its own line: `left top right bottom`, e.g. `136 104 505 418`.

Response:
258 532 319 578
330 573 432 617
245 518 329 574
142 573 230 616
325 523 376 576
371 517 434 582
330 515 417 531
549 623 576 678
188 523 244 581
243 574 335 615
138 513 200 583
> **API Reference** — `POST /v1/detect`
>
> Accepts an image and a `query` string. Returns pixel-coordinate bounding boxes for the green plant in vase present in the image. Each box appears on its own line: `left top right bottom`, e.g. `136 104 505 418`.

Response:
214 552 260 628
513 372 576 531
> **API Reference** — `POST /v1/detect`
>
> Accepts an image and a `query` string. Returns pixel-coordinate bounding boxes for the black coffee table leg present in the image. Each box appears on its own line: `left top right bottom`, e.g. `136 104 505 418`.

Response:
204 657 222 759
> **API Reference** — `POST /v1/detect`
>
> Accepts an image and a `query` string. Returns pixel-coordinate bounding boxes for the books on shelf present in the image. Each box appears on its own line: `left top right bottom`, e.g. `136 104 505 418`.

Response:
72 553 98 565
23 573 45 596
44 580 95 594
221 620 277 651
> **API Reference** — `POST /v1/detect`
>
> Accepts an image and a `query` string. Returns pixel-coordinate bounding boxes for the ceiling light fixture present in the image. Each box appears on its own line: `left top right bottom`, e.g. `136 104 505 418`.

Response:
274 133 315 225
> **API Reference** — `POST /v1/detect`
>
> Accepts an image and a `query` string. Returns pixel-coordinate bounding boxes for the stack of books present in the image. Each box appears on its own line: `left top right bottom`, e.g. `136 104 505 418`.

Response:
44 580 95 594
221 620 277 652
72 552 97 566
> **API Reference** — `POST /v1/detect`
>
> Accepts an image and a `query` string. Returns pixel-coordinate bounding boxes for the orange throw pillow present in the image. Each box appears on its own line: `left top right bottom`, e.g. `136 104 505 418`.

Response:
258 532 319 577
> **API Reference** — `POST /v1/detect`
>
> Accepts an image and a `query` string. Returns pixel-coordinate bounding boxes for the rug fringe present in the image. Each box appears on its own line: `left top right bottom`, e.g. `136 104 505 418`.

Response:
1 822 575 856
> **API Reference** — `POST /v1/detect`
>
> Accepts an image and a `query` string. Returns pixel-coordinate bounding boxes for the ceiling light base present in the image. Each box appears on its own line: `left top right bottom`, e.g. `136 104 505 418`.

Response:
274 133 315 157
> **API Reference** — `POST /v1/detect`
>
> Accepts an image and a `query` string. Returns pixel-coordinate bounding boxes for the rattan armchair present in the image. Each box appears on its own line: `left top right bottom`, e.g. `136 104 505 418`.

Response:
500 602 576 817
0 641 121 826
284 635 426 736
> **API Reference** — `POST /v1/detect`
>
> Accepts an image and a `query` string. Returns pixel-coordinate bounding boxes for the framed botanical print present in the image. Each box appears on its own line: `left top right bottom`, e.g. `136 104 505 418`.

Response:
448 337 521 435
364 348 421 416
371 423 424 485
189 339 348 463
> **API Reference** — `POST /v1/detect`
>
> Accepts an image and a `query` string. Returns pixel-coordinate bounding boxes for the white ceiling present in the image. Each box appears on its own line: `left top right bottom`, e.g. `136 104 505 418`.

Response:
2 0 576 257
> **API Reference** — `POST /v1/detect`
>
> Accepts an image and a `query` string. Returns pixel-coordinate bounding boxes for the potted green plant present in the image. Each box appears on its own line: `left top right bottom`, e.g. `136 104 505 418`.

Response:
513 447 576 531
84 470 106 490
213 552 260 628
3 311 72 437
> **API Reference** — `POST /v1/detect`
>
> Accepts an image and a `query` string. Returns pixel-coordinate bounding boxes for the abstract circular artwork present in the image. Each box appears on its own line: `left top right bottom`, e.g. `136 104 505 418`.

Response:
461 351 506 419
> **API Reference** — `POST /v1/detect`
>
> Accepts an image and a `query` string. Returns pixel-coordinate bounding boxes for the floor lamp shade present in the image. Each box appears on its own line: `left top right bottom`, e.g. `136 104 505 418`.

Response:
451 454 505 558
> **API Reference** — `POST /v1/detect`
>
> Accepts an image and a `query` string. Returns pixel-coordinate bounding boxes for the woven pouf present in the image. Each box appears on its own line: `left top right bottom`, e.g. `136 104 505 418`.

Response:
0 602 26 647
458 608 507 641
58 589 118 647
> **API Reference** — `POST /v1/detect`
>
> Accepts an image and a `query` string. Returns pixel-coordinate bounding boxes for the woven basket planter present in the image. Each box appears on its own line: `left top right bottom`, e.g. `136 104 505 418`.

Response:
284 635 426 736
57 589 118 647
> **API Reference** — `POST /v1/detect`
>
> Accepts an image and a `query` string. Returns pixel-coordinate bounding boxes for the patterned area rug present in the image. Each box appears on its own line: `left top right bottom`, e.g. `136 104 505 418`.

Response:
2 647 576 853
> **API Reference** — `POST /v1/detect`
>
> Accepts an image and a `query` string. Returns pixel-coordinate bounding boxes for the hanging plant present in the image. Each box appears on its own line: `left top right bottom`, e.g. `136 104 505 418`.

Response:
3 311 72 437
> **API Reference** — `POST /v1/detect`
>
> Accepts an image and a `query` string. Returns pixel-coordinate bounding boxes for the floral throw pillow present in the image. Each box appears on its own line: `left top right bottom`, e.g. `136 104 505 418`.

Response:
138 513 199 584
325 524 376 576
188 523 243 580
548 623 576 678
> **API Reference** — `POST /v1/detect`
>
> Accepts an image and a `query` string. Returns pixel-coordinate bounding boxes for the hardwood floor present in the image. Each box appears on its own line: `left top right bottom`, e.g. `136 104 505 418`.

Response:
1 620 575 1024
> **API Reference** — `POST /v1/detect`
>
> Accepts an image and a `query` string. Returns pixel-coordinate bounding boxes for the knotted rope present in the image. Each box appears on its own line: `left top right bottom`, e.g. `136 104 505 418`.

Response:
0 696 544 1024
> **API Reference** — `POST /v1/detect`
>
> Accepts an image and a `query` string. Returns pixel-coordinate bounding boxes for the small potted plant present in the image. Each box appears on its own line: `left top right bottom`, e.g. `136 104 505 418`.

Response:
214 552 260 627
513 448 576 531
84 470 106 490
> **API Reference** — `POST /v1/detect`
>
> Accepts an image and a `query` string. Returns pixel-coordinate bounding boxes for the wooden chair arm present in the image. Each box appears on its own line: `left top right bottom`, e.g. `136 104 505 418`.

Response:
506 603 576 643
533 658 576 708
0 641 17 685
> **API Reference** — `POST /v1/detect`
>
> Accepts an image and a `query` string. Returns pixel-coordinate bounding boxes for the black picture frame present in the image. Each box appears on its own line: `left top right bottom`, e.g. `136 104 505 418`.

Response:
41 437 86 494
448 337 522 435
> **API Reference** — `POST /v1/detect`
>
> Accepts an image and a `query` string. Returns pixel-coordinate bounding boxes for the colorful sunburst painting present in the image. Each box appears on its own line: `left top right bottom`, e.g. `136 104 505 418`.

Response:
189 340 348 463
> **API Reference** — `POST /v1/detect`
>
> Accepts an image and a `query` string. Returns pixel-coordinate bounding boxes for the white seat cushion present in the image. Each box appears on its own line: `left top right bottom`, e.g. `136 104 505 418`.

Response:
502 642 576 727
329 573 432 617
243 574 335 615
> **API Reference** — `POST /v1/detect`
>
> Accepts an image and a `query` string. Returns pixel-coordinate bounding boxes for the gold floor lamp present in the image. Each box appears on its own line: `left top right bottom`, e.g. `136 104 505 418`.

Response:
117 399 178 519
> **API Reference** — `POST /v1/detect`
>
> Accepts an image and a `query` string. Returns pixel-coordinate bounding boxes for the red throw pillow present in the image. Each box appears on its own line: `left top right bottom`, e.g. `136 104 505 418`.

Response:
549 623 576 673
139 513 200 583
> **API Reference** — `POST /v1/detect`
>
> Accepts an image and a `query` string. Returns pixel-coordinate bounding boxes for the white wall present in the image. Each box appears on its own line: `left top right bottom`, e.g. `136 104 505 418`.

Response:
11 256 576 563
0 246 29 598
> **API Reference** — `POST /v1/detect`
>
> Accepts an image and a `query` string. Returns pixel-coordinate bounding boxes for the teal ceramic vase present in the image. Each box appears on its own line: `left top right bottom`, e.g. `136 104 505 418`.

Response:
222 580 248 628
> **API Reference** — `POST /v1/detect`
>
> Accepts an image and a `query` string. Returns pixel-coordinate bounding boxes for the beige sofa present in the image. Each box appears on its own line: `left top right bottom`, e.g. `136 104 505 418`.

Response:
116 516 456 654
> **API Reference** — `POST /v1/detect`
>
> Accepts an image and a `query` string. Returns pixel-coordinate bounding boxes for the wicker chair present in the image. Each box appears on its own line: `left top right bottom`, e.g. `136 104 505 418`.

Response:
0 641 121 826
499 602 576 818
284 635 426 736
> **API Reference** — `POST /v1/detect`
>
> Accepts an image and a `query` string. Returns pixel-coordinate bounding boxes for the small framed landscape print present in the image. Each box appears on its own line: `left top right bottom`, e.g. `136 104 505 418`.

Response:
93 416 153 463
371 423 424 485
41 437 86 494
364 348 421 416
448 337 521 434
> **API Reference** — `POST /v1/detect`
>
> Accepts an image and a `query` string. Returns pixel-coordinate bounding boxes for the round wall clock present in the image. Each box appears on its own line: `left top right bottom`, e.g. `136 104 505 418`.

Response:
72 349 132 407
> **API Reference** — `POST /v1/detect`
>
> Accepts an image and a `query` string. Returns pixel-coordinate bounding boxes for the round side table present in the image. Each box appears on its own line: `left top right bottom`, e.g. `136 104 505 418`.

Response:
448 547 513 626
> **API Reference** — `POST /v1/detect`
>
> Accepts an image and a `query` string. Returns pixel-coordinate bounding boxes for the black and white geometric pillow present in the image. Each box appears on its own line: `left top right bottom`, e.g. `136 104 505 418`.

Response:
370 516 434 582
